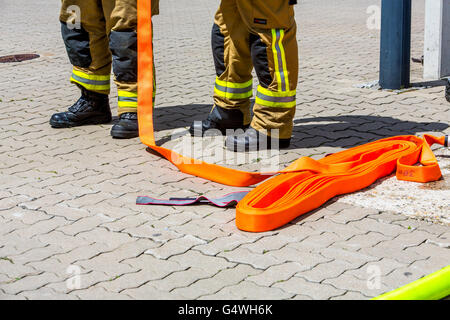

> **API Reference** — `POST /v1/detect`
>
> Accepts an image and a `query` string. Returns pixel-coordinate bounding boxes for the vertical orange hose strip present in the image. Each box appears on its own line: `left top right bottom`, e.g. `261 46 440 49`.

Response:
137 0 275 187
137 0 155 147
137 0 447 232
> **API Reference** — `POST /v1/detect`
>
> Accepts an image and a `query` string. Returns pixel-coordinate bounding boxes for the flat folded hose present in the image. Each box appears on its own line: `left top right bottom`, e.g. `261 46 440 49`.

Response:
137 0 447 232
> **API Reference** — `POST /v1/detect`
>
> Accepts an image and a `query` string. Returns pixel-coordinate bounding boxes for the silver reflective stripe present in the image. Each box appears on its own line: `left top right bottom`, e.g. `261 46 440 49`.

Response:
118 96 138 102
256 91 296 103
71 73 110 86
215 83 252 94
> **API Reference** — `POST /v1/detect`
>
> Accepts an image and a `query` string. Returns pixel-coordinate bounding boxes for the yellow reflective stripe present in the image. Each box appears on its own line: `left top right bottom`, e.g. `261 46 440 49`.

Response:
278 30 290 92
256 85 296 108
257 85 296 98
118 91 137 98
271 29 290 92
214 87 252 100
215 77 253 89
271 29 283 92
118 91 138 107
118 100 138 108
255 96 296 108
72 69 110 81
70 69 110 91
214 77 253 99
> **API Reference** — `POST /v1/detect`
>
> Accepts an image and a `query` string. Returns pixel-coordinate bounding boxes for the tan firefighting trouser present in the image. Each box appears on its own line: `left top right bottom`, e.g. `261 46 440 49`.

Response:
59 0 159 115
213 0 298 139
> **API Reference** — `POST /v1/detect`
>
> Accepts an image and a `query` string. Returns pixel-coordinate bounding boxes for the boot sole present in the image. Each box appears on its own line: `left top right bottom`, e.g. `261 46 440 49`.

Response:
50 116 112 128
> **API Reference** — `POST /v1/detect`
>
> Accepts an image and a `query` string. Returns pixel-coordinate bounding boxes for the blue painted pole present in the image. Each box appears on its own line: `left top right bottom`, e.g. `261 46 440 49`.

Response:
379 0 412 89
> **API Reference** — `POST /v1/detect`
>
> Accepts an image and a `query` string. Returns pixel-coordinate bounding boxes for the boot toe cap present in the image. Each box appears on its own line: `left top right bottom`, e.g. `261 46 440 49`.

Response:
111 119 139 139
49 112 71 127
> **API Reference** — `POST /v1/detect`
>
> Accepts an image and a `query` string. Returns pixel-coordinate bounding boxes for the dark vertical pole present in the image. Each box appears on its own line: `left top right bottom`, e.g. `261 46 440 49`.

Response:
379 0 412 89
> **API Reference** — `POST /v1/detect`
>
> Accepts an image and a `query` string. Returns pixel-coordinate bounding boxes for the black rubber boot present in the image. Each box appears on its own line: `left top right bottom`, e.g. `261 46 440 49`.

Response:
225 128 291 152
189 105 249 137
445 80 450 103
110 112 139 139
50 88 111 128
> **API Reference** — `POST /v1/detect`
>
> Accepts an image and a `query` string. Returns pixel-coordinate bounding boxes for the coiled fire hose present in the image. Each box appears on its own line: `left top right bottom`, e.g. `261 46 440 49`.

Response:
137 0 448 232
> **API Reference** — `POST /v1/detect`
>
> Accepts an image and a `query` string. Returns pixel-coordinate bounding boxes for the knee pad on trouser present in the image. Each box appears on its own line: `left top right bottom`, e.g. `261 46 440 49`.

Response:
212 24 225 77
109 30 138 83
61 21 92 68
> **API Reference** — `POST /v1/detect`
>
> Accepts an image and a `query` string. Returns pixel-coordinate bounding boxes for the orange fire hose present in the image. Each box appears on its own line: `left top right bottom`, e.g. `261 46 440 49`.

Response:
137 0 447 232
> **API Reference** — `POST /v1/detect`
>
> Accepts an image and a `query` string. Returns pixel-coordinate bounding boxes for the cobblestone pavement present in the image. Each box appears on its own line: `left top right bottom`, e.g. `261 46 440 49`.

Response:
1 0 449 300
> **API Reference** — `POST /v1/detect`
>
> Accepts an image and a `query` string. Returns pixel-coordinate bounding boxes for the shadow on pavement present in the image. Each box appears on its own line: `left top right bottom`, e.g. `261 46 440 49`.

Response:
149 104 449 149
411 79 448 88
154 103 212 132
292 115 449 148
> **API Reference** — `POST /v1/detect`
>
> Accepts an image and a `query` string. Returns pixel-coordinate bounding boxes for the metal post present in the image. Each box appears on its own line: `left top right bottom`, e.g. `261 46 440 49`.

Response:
379 0 412 89
424 0 450 80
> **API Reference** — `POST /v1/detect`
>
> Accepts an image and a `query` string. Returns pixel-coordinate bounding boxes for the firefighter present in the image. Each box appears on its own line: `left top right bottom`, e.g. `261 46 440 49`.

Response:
50 0 159 139
190 0 299 151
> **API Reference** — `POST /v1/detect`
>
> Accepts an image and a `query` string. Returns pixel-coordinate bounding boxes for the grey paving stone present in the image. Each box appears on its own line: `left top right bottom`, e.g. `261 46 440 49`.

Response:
194 233 258 256
74 286 133 300
247 262 306 287
218 247 282 270
122 284 187 300
331 231 393 251
380 266 430 291
144 235 207 259
168 250 236 274
298 259 356 283
171 264 262 299
273 276 345 300
210 280 294 300
344 258 407 280
348 219 410 238
1 272 62 295
330 291 371 300
18 287 79 300
319 247 379 267
323 273 388 297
